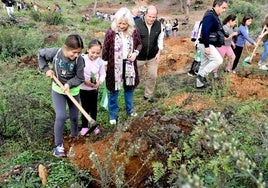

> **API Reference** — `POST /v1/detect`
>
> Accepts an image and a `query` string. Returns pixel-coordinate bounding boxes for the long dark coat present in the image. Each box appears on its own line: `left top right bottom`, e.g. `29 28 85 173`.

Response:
102 28 142 92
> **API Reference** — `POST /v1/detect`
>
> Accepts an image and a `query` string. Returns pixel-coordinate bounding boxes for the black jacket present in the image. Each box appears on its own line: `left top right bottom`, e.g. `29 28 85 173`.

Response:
135 17 161 61
4 0 15 7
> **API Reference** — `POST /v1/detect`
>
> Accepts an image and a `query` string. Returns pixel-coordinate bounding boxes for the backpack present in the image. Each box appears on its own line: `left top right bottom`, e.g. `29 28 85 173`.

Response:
191 21 202 42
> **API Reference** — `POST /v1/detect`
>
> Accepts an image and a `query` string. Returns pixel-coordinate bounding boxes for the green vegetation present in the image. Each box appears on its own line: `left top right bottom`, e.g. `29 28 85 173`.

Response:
227 0 264 35
0 0 268 187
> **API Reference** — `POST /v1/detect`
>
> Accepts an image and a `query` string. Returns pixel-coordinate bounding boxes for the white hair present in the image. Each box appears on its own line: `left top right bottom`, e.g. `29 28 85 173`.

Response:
111 7 135 35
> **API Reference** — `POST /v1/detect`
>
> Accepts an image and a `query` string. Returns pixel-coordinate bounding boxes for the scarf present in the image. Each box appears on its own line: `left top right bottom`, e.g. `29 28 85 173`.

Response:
114 32 135 90
123 59 135 86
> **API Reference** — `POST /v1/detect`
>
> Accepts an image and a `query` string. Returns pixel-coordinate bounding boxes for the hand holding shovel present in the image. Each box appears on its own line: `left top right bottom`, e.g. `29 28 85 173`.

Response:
52 75 97 134
249 26 267 62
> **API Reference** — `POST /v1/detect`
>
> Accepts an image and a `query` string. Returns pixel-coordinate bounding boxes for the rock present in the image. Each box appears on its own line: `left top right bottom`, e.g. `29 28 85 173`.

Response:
38 164 48 185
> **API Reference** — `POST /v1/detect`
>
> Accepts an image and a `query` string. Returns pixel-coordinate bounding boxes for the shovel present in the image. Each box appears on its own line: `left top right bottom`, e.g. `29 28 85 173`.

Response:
248 26 267 63
52 75 97 134
241 42 253 67
242 54 251 67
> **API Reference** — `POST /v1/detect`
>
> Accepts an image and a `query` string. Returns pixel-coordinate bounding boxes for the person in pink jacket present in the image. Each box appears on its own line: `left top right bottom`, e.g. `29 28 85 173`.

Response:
213 14 237 78
80 39 106 136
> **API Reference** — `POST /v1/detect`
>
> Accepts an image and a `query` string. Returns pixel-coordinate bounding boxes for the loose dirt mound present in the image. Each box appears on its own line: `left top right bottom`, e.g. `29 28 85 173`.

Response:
60 35 268 186
159 37 195 75
15 1 268 186
63 110 195 187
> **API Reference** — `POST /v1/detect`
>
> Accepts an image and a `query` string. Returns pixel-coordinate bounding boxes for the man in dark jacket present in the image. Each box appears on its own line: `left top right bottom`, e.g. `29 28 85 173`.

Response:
135 5 164 103
3 0 15 18
196 0 228 88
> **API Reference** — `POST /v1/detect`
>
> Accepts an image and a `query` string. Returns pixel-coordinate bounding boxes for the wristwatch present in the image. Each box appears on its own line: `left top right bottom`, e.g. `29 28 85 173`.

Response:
134 50 139 56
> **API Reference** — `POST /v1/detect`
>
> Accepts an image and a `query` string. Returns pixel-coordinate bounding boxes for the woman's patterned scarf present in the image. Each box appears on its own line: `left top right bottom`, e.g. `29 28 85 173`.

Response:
114 31 135 90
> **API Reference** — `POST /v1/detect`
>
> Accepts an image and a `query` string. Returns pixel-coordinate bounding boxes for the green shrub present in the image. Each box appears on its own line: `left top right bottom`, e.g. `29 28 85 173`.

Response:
43 12 64 25
152 110 267 187
29 11 42 22
227 0 264 35
0 27 43 60
46 160 92 187
0 67 54 150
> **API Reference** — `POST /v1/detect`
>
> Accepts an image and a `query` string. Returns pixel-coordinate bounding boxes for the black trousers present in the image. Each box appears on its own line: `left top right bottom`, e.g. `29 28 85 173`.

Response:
80 89 98 128
232 46 243 70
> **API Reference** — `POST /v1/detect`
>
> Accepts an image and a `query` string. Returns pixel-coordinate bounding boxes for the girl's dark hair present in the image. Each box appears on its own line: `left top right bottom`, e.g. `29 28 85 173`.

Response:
222 14 236 25
241 14 253 26
64 34 84 49
84 39 102 54
88 39 102 49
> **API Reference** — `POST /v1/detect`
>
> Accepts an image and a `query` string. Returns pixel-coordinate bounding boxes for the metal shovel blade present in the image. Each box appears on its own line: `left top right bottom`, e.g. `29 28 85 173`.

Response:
242 55 251 66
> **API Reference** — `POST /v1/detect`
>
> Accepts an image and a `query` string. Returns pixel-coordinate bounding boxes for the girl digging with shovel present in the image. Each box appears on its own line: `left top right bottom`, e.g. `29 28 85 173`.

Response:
38 34 96 158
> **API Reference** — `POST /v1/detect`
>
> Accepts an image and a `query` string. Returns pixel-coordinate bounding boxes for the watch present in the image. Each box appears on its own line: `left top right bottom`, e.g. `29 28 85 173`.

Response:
134 50 139 55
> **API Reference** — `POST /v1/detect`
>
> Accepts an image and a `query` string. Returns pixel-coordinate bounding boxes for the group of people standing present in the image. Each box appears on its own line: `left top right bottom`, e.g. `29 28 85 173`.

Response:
160 18 179 38
191 0 268 89
38 5 163 157
1 0 63 18
37 0 268 157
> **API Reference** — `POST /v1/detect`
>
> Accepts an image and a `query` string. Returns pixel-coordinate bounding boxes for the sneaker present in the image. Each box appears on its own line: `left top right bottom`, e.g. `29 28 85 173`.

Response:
213 72 219 79
80 128 89 136
109 119 116 125
187 70 197 77
259 64 268 70
197 75 209 85
224 69 231 73
149 98 157 103
54 144 66 158
144 96 157 103
94 126 101 135
129 112 137 117
196 76 204 88
258 61 262 67
232 70 236 74
196 74 210 88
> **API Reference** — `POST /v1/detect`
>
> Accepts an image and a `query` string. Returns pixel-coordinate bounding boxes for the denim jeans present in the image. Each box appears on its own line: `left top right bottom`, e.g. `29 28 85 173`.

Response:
108 88 134 120
260 40 268 64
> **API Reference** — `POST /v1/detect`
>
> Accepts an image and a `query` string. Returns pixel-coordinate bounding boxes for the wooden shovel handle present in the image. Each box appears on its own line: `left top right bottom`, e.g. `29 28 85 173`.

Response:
52 75 96 126
249 26 267 62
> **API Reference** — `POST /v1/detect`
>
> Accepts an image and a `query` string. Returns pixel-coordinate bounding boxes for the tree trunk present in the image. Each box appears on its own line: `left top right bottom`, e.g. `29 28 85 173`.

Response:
179 0 183 13
93 0 97 16
185 0 190 16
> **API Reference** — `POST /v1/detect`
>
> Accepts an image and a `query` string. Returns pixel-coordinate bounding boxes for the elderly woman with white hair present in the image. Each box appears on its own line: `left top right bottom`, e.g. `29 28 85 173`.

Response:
102 7 142 125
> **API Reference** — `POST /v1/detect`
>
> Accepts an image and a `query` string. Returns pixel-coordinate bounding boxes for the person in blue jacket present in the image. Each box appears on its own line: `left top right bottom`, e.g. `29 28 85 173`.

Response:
232 14 256 73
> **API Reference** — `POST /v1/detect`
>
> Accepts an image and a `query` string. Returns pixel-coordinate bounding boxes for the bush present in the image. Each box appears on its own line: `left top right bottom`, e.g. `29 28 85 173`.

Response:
0 28 43 60
29 11 42 22
43 12 64 25
0 68 54 150
227 0 265 35
152 110 267 187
